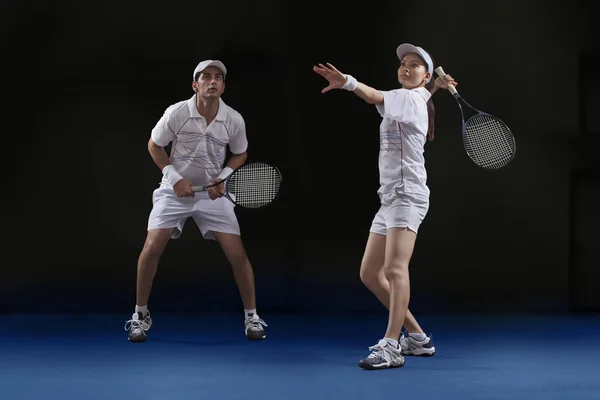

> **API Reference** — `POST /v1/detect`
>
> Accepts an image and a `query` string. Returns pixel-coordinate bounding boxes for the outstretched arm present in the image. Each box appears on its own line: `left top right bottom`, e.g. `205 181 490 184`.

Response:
313 63 383 104
314 62 458 101
352 82 384 105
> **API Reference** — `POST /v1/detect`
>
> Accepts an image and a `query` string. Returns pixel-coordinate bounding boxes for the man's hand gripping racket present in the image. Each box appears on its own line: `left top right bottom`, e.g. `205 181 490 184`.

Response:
191 162 283 209
436 66 516 170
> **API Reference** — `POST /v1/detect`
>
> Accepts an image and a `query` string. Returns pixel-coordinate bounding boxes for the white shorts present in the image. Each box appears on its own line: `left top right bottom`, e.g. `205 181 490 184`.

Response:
147 185 240 240
370 195 429 235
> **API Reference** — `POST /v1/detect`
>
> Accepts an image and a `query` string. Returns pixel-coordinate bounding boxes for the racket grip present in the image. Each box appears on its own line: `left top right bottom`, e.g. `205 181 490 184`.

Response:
191 185 208 192
435 66 458 95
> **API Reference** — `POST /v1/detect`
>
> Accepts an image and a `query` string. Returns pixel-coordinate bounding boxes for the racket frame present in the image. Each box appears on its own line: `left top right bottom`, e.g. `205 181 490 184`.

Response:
435 66 516 170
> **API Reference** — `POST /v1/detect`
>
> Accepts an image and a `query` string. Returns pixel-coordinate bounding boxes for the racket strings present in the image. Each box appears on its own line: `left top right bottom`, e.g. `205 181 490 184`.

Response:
464 115 515 170
227 163 282 208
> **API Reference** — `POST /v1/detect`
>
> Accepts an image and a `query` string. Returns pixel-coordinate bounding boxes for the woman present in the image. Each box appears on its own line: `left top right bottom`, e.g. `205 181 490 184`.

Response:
313 43 455 370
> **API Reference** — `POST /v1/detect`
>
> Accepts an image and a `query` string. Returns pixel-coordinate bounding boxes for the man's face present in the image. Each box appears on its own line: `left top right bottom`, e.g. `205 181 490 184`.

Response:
193 66 225 99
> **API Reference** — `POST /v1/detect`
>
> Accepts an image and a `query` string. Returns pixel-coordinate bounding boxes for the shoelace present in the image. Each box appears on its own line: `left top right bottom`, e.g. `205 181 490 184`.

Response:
245 316 268 331
367 343 388 361
124 317 150 334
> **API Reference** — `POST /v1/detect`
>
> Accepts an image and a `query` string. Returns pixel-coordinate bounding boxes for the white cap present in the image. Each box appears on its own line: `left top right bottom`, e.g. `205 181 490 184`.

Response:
193 60 227 80
396 43 434 83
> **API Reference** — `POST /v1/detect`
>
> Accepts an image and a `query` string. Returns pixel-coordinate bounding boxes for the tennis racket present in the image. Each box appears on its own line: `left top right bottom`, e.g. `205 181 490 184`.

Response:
191 161 283 209
435 66 516 170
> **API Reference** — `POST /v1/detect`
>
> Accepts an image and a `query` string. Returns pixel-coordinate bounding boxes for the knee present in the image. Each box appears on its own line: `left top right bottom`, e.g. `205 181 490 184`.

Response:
383 261 409 283
360 265 381 287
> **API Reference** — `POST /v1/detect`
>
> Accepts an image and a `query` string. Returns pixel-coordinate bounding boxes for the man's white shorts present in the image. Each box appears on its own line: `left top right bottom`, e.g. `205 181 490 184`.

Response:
147 185 240 240
370 194 429 235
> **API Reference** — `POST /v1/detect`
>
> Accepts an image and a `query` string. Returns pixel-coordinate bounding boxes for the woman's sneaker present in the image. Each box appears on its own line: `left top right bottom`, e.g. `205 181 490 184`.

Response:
244 313 268 340
358 339 405 370
400 332 435 356
125 311 152 342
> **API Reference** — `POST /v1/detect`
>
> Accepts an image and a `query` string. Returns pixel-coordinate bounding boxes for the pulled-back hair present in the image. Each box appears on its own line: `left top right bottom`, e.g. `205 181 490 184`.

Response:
419 51 436 142
425 76 435 142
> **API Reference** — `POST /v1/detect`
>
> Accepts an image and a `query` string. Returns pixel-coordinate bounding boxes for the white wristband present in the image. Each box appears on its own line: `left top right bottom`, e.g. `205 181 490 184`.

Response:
217 167 233 180
341 74 358 91
162 164 183 186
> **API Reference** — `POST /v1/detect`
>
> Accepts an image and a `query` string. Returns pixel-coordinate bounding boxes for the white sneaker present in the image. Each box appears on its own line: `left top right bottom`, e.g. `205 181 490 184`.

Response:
400 332 435 356
358 339 405 370
244 313 267 340
124 311 152 343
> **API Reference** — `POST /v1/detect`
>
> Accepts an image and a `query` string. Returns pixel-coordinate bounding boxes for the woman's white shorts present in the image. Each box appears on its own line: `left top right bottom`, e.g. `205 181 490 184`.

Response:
369 195 429 235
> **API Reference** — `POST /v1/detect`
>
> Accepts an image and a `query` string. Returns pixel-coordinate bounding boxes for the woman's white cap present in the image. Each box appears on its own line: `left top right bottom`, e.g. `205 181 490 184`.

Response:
396 43 434 83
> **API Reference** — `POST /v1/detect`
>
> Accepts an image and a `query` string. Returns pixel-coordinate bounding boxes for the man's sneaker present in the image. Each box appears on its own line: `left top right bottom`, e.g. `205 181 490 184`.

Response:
244 313 267 340
400 332 435 356
358 339 405 370
124 311 152 342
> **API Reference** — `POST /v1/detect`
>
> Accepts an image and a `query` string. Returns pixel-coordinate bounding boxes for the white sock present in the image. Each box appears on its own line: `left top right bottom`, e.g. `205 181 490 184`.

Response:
383 338 399 349
409 333 427 341
244 309 257 318
135 305 148 316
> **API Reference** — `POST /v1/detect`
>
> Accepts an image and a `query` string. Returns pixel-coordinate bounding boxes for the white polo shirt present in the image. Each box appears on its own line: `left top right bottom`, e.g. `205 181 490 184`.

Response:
151 95 248 187
375 87 431 205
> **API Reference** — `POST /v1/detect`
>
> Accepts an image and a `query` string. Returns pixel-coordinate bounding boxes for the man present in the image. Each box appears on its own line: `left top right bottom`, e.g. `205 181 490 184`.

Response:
124 60 267 342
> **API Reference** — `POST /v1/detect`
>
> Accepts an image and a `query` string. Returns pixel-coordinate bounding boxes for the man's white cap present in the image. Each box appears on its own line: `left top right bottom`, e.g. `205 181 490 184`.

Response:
193 60 227 80
396 43 434 83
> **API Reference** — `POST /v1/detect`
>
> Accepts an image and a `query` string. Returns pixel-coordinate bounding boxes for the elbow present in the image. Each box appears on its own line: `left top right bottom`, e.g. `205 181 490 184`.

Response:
235 151 248 163
148 138 161 154
367 90 384 105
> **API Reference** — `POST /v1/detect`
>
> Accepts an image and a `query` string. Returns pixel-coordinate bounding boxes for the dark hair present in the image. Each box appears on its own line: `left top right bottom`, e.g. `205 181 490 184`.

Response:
418 52 436 142
408 51 436 142
425 76 435 142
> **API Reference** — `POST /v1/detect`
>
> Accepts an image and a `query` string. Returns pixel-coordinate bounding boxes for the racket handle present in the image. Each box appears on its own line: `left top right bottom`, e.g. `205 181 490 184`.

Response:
191 185 208 192
435 66 458 96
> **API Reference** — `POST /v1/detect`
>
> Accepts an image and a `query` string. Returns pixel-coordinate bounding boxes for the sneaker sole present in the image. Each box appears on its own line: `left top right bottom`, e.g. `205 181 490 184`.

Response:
402 348 435 356
358 360 404 370
128 336 147 343
246 334 267 340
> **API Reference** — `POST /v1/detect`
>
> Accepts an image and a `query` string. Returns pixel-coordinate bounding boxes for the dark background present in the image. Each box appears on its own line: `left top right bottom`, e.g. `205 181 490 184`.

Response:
2 0 598 316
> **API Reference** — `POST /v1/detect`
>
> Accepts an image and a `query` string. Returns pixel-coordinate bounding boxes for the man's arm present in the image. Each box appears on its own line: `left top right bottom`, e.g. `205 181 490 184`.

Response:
225 151 247 172
218 116 249 179
208 151 247 200
215 151 247 181
148 137 193 196
148 138 171 171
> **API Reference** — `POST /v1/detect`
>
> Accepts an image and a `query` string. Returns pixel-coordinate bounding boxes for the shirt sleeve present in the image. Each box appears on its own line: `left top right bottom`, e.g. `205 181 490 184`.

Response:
228 117 248 154
375 88 431 124
150 105 177 147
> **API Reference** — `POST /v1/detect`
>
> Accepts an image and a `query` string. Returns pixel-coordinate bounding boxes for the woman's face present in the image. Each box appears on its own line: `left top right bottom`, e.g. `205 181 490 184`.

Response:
397 53 430 89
